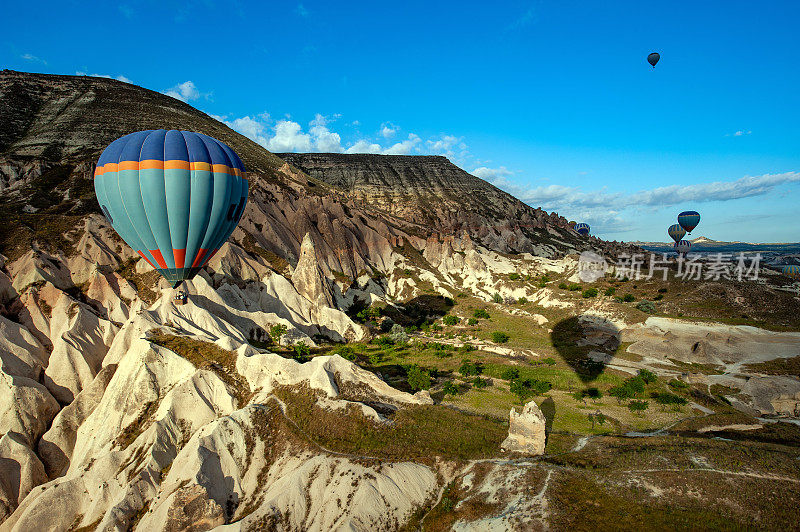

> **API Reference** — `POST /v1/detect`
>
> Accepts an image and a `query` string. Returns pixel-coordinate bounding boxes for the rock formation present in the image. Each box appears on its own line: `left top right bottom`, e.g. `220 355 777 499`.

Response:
501 400 547 455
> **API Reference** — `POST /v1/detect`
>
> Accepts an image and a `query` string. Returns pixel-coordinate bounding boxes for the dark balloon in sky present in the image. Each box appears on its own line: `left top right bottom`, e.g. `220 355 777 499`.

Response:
647 52 660 68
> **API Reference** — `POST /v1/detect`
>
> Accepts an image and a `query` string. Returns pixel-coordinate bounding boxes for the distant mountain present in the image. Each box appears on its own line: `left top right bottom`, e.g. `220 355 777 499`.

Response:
633 236 800 254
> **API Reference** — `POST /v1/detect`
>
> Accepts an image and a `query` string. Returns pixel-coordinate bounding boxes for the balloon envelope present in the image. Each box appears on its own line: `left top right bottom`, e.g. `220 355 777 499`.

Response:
783 265 800 279
575 223 590 236
678 211 701 233
668 224 686 244
94 130 249 288
674 240 692 254
648 52 660 67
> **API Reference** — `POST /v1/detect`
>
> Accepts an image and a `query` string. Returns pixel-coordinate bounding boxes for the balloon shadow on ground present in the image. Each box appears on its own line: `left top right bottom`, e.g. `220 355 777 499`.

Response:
540 396 555 435
549 315 621 384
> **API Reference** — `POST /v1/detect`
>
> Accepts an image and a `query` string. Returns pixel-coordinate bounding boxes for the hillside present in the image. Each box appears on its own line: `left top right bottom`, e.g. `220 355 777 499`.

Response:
0 70 799 530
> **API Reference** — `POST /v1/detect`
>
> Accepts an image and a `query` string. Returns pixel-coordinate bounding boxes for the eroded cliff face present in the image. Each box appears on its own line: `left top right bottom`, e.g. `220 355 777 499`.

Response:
277 152 590 256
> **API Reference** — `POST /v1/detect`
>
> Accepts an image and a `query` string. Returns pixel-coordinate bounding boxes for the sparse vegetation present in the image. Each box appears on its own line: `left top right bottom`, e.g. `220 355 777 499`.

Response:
473 309 490 319
491 331 510 344
582 288 598 298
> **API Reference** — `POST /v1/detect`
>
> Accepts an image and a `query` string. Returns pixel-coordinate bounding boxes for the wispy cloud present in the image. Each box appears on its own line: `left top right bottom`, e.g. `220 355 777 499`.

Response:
472 166 514 181
76 71 132 83
295 3 309 17
726 129 752 137
21 53 47 65
506 3 538 31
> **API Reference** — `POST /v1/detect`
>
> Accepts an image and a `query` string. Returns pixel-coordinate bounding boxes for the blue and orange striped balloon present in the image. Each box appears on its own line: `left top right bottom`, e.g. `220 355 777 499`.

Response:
668 224 686 244
674 240 692 255
678 211 701 233
94 130 249 288
783 265 800 279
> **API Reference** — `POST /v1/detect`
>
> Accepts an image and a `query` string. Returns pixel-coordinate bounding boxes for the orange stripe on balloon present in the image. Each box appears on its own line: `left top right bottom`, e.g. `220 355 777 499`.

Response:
149 249 168 269
173 248 186 269
191 248 209 268
96 160 244 177
137 250 156 269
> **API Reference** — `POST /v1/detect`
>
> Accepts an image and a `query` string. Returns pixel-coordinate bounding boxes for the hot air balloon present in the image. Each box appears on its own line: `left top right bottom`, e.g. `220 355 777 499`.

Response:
678 211 701 233
668 224 686 244
568 220 577 229
575 223 590 236
674 240 692 255
647 52 660 68
783 265 800 279
94 130 249 289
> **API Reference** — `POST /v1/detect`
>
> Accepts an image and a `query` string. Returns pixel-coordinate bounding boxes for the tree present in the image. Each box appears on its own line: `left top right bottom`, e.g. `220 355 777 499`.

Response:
468 318 478 326
389 323 409 343
269 324 288 344
609 385 634 404
582 288 598 298
459 359 481 377
335 346 356 361
491 332 510 344
407 365 432 391
472 376 491 389
493 293 503 303
510 379 536 404
501 368 520 381
292 341 310 362
442 315 460 326
638 369 658 384
442 381 459 396
473 309 490 319
628 400 649 414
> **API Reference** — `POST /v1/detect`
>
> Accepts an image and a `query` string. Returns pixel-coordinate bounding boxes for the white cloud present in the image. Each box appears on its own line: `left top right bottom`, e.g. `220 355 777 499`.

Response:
472 166 514 182
267 120 313 152
383 134 421 155
380 122 399 138
346 140 383 154
76 71 132 83
727 129 752 137
164 81 201 102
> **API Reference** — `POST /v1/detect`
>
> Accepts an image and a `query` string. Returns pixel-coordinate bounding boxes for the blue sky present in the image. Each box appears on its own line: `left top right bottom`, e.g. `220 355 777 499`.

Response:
4 0 799 242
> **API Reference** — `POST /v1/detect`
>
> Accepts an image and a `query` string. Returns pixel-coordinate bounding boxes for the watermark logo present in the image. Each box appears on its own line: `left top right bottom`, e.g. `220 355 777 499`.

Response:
578 251 608 282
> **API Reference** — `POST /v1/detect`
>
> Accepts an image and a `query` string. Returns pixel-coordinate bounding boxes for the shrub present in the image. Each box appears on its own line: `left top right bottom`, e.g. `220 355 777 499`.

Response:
543 357 556 366
492 293 503 304
509 273 521 281
622 294 636 302
626 376 646 394
335 346 356 361
434 349 451 359
501 368 520 381
568 284 582 291
474 309 490 319
628 400 649 413
636 300 656 313
510 378 551 404
269 324 288 343
604 287 616 296
668 379 689 390
468 318 479 326
442 381 459 396
459 359 482 376
472 377 491 389
407 365 432 391
389 324 409 343
292 341 311 362
374 336 394 346
558 282 569 290
658 288 668 293
442 315 460 326
517 297 528 304
652 392 688 406
430 323 443 331
368 352 383 365
653 294 664 301
609 385 634 403
638 369 658 384
582 288 598 298
491 332 510 344
459 343 475 353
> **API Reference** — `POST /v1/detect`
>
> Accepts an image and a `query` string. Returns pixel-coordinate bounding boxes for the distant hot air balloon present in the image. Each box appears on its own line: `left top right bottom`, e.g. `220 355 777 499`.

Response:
668 224 686 244
568 220 577 229
575 223 590 236
647 52 660 68
674 240 692 255
94 130 249 289
678 211 701 233
782 265 800 279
